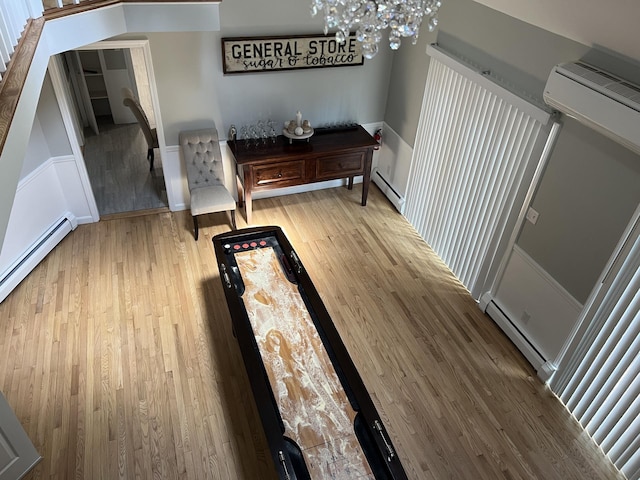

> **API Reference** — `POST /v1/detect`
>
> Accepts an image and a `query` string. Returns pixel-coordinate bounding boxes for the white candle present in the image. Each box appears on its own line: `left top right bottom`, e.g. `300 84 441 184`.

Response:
296 110 302 127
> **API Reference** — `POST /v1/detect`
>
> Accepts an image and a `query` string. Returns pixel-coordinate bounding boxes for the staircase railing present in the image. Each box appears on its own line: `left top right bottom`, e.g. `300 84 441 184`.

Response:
0 1 43 82
0 1 44 154
0 0 215 155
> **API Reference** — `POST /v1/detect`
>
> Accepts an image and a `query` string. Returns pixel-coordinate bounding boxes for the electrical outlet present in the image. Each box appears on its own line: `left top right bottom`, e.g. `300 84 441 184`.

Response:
526 207 539 225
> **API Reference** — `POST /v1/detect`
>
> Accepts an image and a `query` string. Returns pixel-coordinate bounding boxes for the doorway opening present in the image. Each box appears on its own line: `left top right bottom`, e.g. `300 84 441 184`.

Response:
63 40 168 216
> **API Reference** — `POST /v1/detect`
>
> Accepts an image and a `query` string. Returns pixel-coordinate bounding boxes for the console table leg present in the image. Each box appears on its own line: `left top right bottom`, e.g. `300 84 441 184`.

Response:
236 175 244 207
245 191 253 224
362 154 372 206
347 176 354 190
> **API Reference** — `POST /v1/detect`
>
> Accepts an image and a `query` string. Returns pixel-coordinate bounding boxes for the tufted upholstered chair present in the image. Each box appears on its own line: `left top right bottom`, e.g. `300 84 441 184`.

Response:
122 87 159 171
179 128 236 240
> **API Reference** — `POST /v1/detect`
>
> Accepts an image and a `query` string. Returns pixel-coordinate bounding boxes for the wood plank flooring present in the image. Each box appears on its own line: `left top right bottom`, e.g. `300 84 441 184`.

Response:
83 116 167 216
0 185 624 480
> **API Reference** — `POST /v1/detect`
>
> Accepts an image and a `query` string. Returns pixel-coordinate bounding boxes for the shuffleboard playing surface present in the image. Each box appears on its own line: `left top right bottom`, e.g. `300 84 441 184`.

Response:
235 246 374 479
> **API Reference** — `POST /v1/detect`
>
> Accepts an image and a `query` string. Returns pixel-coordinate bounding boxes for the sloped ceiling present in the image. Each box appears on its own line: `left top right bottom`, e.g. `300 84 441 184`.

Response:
472 0 640 64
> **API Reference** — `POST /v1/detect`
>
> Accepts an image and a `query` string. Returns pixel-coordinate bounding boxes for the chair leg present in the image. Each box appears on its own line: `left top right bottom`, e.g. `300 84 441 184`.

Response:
230 210 237 230
193 216 199 240
148 148 154 171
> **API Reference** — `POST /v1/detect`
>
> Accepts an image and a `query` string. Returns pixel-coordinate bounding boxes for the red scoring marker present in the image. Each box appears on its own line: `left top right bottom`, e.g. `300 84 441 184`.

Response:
259 240 267 246
233 244 241 250
250 242 257 247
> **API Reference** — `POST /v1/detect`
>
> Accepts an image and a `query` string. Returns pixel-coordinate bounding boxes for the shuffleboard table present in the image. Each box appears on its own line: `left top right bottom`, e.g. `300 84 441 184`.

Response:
212 226 408 480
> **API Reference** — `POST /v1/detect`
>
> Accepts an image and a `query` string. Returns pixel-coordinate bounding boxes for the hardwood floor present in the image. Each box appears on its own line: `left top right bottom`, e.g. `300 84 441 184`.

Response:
83 116 168 216
0 185 623 480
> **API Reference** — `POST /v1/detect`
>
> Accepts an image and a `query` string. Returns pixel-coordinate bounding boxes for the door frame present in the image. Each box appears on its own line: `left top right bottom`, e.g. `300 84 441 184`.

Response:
49 55 101 223
51 38 169 219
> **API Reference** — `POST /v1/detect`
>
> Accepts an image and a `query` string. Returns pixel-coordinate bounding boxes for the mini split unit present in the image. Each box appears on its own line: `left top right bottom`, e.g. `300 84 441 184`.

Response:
544 61 640 155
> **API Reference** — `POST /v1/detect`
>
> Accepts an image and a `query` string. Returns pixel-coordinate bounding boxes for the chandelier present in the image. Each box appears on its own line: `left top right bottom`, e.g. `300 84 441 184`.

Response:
310 0 443 59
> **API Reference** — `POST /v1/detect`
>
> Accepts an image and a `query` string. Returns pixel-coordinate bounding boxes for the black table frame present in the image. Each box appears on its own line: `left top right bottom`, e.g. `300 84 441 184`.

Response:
212 226 408 480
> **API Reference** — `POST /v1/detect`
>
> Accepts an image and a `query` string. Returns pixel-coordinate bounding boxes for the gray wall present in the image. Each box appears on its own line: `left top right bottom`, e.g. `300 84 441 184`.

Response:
384 0 640 303
144 0 393 146
518 118 640 303
19 74 72 179
385 0 590 146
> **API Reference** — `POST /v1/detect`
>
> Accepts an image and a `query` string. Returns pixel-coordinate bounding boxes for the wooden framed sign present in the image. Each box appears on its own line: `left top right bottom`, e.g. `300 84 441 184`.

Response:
221 34 364 74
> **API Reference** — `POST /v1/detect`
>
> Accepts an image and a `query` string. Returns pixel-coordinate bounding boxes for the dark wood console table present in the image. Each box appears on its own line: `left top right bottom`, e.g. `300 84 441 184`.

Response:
228 125 378 224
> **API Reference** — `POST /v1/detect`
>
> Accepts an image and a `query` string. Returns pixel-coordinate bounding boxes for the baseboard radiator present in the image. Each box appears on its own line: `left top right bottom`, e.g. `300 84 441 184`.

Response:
483 299 551 378
372 168 406 213
0 215 75 304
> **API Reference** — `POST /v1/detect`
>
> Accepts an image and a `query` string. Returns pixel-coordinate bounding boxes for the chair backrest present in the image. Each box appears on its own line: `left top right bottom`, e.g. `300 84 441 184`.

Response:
179 128 226 190
122 87 156 148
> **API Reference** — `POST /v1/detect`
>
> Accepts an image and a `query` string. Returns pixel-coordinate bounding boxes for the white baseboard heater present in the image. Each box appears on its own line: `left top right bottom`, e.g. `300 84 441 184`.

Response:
0 214 76 304
372 168 405 213
481 296 554 381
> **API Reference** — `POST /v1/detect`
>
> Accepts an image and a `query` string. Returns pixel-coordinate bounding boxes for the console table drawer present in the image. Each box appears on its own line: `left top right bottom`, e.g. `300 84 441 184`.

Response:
315 152 365 180
253 161 305 187
230 125 378 224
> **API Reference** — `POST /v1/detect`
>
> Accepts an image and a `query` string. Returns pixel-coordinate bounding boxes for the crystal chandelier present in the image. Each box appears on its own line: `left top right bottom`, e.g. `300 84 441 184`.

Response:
310 0 443 59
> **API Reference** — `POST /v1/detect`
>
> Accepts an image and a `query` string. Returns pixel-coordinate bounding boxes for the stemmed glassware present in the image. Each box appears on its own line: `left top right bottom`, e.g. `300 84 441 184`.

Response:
266 119 277 143
240 125 249 143
240 119 279 146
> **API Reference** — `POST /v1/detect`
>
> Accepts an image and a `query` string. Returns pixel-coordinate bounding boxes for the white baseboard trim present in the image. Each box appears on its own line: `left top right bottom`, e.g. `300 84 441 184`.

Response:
74 215 94 225
478 292 493 312
0 214 75 304
485 300 549 376
370 122 412 213
483 244 580 381
372 167 405 213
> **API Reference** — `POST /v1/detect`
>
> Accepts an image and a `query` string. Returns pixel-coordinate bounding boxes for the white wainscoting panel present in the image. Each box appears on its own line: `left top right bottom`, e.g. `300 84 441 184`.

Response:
371 123 412 213
0 163 75 303
491 245 583 365
53 156 95 224
162 145 189 211
0 155 97 302
0 159 68 275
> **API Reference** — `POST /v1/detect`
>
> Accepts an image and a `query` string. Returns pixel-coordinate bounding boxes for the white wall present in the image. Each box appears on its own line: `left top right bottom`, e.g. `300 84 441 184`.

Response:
0 71 99 281
383 0 640 302
1 1 392 301
472 0 640 66
517 118 640 303
20 115 50 179
0 158 72 277
144 0 393 146
379 0 640 375
0 2 228 298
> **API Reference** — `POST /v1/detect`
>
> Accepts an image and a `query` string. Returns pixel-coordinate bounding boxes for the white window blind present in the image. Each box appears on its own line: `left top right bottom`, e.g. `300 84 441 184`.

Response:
551 213 640 480
404 44 551 298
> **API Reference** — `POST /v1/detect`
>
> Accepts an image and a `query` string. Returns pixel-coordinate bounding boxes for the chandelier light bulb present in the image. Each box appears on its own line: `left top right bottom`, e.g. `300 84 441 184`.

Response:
311 0 443 59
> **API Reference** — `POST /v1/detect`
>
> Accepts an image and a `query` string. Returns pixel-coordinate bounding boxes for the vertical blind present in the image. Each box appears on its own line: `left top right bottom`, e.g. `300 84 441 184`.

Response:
404 44 550 299
551 214 640 480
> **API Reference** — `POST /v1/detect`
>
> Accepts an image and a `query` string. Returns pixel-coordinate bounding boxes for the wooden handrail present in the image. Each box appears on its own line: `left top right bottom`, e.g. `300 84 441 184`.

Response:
0 0 219 157
0 16 44 154
43 0 218 20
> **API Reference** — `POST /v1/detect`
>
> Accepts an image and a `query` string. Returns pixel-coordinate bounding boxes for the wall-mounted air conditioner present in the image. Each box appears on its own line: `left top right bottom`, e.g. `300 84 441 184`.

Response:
544 62 640 155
